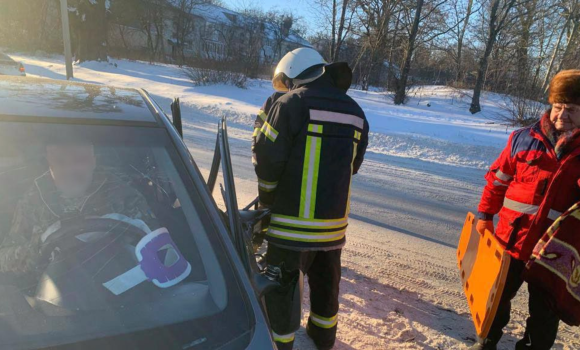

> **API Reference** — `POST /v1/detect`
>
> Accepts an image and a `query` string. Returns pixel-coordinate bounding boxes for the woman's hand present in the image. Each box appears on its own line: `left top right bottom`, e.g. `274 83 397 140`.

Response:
476 220 495 235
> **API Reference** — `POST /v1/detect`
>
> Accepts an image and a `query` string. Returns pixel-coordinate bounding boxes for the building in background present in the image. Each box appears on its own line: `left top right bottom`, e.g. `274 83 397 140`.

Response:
107 2 311 71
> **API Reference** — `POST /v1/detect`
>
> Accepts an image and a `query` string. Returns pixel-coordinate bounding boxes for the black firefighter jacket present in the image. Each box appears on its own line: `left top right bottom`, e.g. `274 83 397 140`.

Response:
254 73 369 250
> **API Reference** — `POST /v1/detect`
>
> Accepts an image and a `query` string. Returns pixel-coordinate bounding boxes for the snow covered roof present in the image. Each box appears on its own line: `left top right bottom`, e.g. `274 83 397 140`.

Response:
175 3 310 47
190 3 242 25
262 21 311 47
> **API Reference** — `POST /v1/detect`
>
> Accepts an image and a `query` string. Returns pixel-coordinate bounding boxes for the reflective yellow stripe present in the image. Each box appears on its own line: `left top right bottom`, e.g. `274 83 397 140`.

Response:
258 110 267 122
271 214 348 229
310 312 338 329
308 123 323 134
354 130 361 140
300 125 323 218
252 128 260 137
268 227 346 242
258 178 278 192
346 139 357 216
260 121 278 142
272 331 295 343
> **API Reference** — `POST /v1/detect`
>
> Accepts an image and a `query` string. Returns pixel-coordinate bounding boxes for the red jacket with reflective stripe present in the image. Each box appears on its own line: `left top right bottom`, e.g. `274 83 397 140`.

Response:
478 120 580 261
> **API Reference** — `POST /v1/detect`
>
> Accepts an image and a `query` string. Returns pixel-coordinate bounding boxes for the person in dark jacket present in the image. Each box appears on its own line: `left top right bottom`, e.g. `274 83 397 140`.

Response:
254 48 369 350
251 92 285 251
252 91 285 167
469 70 580 350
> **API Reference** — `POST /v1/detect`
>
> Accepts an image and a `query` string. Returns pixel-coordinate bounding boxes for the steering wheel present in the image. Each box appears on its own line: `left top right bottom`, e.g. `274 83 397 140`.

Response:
31 218 150 315
40 217 148 262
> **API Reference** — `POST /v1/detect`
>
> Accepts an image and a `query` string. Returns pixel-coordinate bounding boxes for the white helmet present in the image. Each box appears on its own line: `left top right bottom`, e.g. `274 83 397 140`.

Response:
273 48 327 92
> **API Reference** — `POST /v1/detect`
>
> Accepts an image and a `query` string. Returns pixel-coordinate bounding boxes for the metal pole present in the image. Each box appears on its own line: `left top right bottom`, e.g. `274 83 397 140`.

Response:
60 0 74 80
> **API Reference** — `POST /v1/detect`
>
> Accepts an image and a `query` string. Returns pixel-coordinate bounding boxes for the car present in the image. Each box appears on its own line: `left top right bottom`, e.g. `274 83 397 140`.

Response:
0 53 26 76
0 76 279 350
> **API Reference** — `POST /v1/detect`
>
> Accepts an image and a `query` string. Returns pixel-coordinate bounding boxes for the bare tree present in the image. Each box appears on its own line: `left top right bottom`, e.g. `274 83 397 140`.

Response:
454 0 475 82
394 0 460 104
354 0 399 91
313 0 356 61
70 0 109 62
469 0 521 114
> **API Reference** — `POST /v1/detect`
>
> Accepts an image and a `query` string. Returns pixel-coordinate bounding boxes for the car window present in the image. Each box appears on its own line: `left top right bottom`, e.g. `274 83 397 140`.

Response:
0 122 252 350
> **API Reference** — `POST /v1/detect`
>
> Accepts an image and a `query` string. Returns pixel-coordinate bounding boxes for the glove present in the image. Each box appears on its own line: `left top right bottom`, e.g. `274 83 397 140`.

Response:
476 220 495 235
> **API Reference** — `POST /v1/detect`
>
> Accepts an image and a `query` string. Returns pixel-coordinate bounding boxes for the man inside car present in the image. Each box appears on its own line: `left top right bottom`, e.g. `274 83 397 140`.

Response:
0 140 157 276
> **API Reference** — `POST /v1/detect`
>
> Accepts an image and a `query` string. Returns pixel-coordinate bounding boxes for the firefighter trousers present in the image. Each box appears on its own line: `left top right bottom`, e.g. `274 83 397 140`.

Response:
265 243 341 350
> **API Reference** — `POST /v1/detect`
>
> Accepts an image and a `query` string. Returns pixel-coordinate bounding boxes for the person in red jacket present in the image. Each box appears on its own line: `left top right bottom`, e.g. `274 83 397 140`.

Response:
470 70 580 350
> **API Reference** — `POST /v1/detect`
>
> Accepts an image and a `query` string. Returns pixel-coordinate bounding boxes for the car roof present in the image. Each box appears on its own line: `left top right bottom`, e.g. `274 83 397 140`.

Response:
0 76 159 125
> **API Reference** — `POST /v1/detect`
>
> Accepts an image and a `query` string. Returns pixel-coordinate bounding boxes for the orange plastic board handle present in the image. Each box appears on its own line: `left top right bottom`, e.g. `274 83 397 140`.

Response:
457 212 511 339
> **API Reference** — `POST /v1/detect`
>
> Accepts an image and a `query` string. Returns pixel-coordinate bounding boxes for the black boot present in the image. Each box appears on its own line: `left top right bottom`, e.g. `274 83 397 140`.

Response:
515 339 532 350
306 323 334 350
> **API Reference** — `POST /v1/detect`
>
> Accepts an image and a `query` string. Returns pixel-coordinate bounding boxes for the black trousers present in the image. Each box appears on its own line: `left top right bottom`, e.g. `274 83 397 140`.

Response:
265 244 341 350
484 259 560 350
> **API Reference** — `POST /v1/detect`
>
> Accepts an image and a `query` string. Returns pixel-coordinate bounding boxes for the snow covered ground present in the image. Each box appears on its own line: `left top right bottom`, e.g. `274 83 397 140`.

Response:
6 53 579 349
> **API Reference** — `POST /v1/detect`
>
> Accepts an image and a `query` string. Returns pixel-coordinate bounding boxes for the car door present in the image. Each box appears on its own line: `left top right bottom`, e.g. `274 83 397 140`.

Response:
167 98 279 298
208 119 278 286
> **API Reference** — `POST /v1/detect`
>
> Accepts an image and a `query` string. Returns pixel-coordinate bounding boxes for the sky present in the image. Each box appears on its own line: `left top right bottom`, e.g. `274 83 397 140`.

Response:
220 0 320 35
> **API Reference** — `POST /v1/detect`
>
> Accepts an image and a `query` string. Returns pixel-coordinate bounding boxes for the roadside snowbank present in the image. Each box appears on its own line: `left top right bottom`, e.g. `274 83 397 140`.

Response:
10 53 520 169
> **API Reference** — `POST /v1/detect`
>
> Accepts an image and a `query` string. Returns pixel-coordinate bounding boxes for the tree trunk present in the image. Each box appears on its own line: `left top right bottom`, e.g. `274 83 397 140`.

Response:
470 0 501 114
77 0 108 62
515 3 534 97
330 0 337 60
541 18 568 92
333 0 349 62
394 0 423 105
470 34 496 114
386 11 401 92
555 19 579 75
456 0 474 82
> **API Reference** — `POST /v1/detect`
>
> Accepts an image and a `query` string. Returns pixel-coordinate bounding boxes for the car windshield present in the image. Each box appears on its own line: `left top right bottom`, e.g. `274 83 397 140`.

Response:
0 121 252 350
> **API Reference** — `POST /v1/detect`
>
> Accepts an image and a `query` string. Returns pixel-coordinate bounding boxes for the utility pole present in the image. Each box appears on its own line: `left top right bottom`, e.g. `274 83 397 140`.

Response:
60 0 74 80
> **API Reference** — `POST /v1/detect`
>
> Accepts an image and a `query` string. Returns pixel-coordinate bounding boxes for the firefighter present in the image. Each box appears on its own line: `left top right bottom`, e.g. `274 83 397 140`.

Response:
253 47 369 350
469 70 580 350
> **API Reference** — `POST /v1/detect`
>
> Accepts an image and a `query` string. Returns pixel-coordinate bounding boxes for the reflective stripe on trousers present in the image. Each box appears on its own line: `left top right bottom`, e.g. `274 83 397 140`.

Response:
272 331 295 343
258 178 278 192
310 312 338 329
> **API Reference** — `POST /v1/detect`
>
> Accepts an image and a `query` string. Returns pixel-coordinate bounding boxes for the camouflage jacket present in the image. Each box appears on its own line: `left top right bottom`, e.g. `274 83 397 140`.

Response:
0 170 156 274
